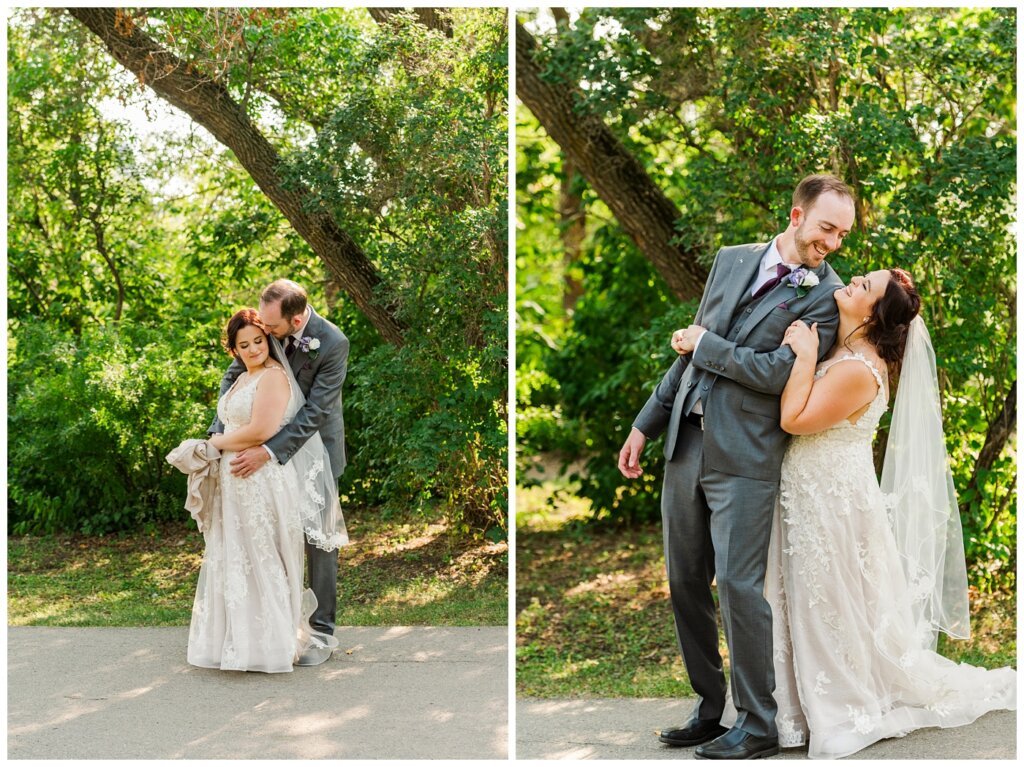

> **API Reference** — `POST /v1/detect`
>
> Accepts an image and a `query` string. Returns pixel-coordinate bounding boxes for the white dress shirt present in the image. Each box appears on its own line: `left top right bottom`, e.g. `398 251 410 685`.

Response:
749 236 799 297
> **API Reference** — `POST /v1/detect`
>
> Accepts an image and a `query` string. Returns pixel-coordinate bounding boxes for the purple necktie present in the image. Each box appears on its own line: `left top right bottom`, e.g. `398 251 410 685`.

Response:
285 336 296 358
752 263 791 299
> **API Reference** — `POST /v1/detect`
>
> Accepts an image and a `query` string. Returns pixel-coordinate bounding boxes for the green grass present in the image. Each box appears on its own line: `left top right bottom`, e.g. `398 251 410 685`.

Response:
517 479 698 697
8 509 508 628
517 475 1016 698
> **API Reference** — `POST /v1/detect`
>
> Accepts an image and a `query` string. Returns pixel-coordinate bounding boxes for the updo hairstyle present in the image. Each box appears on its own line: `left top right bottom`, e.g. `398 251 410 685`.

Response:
858 268 921 374
223 308 269 357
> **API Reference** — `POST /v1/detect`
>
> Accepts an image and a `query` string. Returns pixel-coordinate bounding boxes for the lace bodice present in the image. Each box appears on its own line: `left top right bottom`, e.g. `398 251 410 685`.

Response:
189 361 342 673
777 353 889 620
217 366 297 434
815 352 887 435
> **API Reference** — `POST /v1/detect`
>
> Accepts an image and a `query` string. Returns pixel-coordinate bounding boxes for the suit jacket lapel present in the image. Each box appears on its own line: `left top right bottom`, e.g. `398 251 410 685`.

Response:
713 244 768 336
739 279 789 345
290 308 322 373
737 261 830 346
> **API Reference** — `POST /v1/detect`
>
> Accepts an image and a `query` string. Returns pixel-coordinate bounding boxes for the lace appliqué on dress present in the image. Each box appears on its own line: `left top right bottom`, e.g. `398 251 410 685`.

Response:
187 367 338 673
765 354 1016 758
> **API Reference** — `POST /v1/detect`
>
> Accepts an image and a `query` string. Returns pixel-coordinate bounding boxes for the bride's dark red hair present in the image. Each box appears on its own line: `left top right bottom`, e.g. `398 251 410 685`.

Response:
861 268 921 373
223 308 269 357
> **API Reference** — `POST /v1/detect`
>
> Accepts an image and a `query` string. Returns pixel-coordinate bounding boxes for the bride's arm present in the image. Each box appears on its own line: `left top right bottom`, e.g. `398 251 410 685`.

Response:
209 369 290 453
779 323 878 435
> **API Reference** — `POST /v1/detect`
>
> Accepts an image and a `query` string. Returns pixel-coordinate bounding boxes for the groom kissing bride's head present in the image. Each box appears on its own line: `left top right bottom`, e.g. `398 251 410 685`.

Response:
257 279 310 342
187 276 351 674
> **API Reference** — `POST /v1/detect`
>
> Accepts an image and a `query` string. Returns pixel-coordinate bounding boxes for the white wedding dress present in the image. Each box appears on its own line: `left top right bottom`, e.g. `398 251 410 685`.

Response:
765 353 1016 758
187 366 340 673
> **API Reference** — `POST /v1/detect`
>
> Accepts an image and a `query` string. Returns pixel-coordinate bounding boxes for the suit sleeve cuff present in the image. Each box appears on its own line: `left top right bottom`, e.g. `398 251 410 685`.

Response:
691 328 707 355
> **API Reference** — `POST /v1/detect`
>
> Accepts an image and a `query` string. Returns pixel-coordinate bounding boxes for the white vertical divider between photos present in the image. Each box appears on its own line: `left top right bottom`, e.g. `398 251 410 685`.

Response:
506 8 518 761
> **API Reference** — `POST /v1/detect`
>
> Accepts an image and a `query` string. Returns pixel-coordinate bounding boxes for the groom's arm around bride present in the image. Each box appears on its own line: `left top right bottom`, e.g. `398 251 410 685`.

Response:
209 280 349 481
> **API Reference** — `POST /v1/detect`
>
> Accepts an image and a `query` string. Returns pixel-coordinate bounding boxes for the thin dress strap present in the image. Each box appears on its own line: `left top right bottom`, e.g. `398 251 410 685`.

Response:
820 352 887 397
224 365 288 405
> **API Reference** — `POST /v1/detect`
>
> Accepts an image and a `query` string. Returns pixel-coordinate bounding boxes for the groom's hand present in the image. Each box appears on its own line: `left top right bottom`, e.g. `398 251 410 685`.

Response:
230 447 271 478
617 428 647 479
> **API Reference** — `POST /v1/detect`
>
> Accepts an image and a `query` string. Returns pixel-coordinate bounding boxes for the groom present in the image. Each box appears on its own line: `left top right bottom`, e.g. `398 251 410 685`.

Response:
618 175 854 758
210 278 349 666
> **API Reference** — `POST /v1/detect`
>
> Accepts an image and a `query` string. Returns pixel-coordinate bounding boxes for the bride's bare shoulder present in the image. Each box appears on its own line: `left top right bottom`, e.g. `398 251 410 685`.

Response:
255 364 290 391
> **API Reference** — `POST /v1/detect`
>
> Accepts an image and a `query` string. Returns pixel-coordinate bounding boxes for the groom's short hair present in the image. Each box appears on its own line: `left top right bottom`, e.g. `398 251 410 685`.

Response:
261 279 308 320
793 174 855 212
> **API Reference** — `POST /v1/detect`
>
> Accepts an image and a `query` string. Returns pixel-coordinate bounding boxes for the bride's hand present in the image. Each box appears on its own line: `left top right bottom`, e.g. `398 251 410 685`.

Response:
670 328 688 355
671 325 705 355
784 321 819 358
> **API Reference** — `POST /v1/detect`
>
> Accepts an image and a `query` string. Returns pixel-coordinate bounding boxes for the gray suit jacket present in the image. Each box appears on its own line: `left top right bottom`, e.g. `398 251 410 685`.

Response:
633 242 843 481
210 307 349 478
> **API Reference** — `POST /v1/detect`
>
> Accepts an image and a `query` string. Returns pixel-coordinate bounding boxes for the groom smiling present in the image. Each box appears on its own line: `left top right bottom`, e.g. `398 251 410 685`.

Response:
618 175 854 759
210 279 349 664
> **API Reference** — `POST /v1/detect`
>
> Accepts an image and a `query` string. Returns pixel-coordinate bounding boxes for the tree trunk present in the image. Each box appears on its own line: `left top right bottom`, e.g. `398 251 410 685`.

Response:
516 20 708 301
960 381 1016 515
368 8 454 37
67 8 406 345
551 9 584 312
559 157 585 312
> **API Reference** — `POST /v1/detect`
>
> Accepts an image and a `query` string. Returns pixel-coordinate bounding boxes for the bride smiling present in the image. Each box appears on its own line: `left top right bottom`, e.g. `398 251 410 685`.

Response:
766 267 1016 758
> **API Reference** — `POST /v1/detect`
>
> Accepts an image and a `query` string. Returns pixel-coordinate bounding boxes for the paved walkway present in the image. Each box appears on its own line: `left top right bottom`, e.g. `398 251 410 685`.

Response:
9 626 507 759
517 698 1016 760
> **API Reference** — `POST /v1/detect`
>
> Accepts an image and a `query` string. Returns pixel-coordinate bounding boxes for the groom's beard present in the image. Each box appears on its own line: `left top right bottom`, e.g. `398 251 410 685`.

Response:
794 229 830 268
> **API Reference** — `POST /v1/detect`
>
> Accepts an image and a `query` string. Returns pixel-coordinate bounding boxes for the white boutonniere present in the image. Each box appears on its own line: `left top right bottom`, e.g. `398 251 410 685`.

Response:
786 268 819 298
299 336 321 360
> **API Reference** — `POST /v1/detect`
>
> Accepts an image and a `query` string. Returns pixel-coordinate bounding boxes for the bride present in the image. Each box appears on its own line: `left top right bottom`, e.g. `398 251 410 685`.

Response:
768 267 1015 757
188 309 348 673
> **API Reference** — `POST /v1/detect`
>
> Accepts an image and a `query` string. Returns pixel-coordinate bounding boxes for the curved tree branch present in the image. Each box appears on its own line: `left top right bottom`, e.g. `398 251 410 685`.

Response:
67 7 406 345
516 20 707 301
961 381 1016 516
369 8 454 36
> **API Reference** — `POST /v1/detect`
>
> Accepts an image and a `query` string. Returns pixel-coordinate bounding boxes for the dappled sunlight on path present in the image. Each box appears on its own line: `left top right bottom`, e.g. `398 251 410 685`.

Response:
9 626 506 759
516 698 1016 760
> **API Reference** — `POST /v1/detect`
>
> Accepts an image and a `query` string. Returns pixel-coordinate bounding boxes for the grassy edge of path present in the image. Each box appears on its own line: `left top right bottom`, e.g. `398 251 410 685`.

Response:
8 509 508 628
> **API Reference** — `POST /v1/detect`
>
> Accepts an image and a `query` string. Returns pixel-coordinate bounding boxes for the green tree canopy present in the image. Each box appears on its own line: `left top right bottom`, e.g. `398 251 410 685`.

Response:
516 7 1015 588
8 7 508 537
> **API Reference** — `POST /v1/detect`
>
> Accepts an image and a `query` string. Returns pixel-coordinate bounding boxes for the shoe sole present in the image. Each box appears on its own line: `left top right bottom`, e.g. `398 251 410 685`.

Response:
694 745 780 760
659 732 726 748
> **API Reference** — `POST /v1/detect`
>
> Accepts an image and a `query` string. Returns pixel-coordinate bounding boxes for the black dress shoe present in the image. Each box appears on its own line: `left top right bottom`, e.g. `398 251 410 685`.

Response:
695 727 779 760
659 718 728 747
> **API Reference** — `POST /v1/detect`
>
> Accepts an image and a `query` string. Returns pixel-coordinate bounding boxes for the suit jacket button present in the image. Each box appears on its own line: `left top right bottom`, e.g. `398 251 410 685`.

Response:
746 308 752 313
702 384 709 390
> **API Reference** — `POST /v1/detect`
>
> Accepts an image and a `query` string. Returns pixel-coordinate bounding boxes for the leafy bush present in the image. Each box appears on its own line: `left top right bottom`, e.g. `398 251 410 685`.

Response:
8 321 222 534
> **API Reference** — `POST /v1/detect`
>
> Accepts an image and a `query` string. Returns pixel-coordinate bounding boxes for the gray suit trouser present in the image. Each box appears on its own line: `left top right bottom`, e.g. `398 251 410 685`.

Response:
662 421 779 738
306 540 339 635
